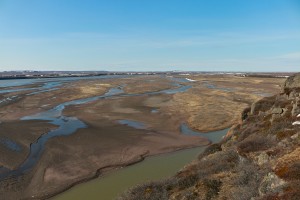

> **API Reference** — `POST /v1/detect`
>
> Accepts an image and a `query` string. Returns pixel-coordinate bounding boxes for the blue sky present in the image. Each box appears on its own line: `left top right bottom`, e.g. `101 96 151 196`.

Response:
0 0 300 71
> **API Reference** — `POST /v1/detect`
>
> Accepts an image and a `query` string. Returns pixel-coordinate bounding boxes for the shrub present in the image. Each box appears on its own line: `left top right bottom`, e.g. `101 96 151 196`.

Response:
259 119 272 133
202 179 222 200
237 134 275 154
198 143 222 160
267 119 293 137
276 129 297 140
118 181 168 200
280 180 300 200
180 190 198 200
237 126 260 142
195 149 239 177
224 160 264 200
232 161 260 186
228 186 260 200
257 193 280 200
177 174 199 189
275 161 300 181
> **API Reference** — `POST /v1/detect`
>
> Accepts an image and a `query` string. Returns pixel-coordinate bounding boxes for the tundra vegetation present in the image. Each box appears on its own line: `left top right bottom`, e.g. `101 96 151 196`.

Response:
0 74 286 199
119 74 300 200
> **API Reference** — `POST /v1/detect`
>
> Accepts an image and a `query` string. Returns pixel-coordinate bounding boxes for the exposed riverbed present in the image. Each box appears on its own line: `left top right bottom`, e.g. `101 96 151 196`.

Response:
0 76 192 180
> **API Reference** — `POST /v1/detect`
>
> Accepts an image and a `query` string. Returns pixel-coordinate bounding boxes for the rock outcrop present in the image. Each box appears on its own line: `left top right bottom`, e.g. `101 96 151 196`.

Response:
282 73 300 91
119 74 300 200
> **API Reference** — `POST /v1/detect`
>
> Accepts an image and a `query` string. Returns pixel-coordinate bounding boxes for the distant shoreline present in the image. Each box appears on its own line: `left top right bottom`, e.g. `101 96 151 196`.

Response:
0 74 110 80
0 71 292 81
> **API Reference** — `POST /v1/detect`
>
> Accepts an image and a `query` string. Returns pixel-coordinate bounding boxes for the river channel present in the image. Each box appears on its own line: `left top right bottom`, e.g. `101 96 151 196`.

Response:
52 128 228 200
0 75 229 200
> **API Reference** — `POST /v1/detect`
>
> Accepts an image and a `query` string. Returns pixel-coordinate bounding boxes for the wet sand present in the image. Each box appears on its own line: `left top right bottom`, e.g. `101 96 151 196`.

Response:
0 120 57 170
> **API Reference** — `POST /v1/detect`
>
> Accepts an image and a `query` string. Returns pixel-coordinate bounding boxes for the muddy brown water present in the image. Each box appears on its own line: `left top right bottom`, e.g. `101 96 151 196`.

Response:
52 128 228 200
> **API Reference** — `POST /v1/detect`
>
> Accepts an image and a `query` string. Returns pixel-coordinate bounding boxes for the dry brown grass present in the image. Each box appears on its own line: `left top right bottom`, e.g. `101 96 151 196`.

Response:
120 87 299 200
280 180 300 200
275 147 300 181
276 129 297 140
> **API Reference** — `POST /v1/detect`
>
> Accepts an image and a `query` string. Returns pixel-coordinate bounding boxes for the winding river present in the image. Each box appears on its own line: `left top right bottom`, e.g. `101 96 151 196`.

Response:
0 76 192 180
0 75 229 200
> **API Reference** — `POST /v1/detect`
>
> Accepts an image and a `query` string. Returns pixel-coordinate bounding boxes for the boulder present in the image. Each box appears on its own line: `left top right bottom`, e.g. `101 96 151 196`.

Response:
257 152 269 166
282 73 300 91
271 108 283 114
291 101 300 116
288 90 300 99
259 172 285 196
250 96 276 115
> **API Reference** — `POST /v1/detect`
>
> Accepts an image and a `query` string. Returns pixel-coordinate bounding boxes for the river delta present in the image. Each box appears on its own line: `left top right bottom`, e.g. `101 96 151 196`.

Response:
0 74 283 199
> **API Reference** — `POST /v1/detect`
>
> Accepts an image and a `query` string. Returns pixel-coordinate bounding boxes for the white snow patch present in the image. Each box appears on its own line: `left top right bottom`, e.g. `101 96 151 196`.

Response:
292 121 300 125
297 114 300 118
185 78 196 82
41 104 50 107
179 73 190 76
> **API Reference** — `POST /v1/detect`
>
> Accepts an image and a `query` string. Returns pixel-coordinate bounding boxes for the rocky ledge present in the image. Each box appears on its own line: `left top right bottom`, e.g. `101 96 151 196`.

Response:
119 73 300 200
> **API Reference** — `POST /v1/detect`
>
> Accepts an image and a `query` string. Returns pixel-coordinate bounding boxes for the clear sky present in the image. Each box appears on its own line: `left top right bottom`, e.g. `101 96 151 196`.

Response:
0 0 300 72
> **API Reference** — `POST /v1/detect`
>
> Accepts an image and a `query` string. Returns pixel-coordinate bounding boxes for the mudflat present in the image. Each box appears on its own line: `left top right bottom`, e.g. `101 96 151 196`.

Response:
0 74 284 199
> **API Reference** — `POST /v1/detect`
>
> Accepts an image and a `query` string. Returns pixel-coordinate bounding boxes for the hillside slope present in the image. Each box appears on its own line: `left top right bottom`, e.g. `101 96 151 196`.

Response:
119 73 300 200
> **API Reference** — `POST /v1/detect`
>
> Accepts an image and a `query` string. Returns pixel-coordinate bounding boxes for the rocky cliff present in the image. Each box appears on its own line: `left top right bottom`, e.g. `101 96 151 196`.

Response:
119 73 300 200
